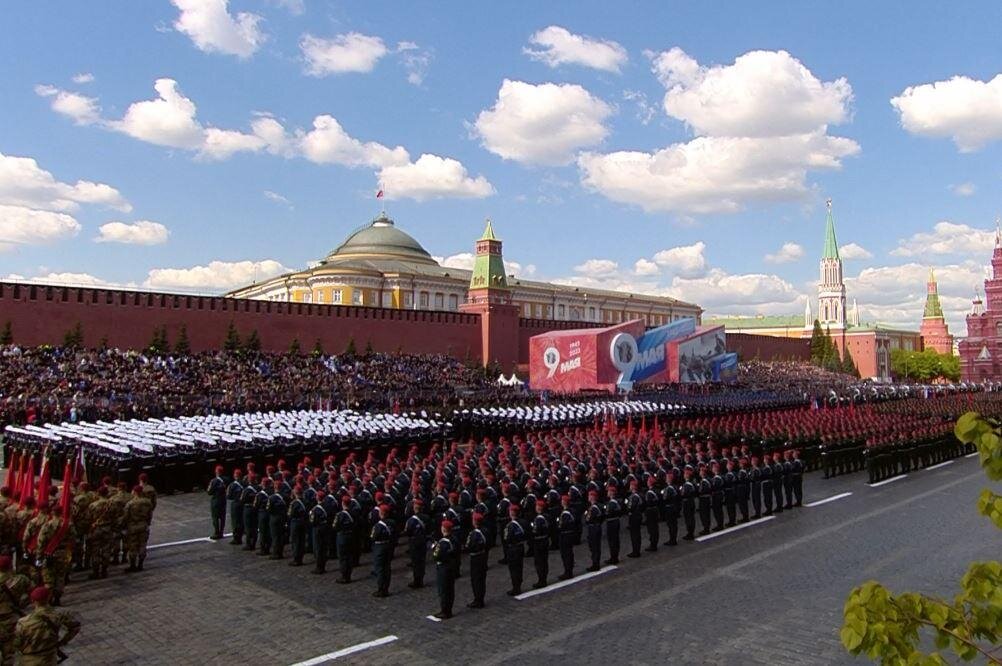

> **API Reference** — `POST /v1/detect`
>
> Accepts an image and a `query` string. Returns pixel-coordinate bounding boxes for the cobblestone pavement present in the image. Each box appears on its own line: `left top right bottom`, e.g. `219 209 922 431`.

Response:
58 455 998 665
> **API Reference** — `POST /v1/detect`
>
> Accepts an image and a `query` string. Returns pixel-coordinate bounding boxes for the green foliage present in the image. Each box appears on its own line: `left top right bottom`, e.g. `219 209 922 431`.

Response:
842 411 1002 663
174 325 191 355
223 322 241 353
63 322 84 349
364 339 374 356
809 320 826 364
244 329 261 352
842 345 860 378
890 349 961 383
288 338 301 356
0 321 12 345
147 325 168 355
312 338 324 357
344 337 356 356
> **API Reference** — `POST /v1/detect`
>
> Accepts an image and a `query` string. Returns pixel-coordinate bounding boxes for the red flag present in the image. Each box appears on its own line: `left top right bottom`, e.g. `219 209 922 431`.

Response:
653 415 661 441
3 450 19 495
36 452 52 511
43 452 75 557
18 454 35 508
376 190 384 199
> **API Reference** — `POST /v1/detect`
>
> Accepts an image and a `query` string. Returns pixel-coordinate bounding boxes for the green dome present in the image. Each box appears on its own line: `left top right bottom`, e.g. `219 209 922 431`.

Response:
325 213 436 264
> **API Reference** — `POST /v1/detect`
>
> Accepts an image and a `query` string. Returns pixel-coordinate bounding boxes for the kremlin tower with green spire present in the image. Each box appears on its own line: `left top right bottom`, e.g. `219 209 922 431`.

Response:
460 218 520 369
920 268 953 354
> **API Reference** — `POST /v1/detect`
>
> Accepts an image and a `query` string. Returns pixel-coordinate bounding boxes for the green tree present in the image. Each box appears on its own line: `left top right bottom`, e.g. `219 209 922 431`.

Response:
0 321 12 345
63 322 84 349
842 345 860 378
344 337 356 356
148 325 168 355
364 339 374 356
312 338 324 357
223 322 241 352
288 338 301 356
841 412 1002 664
174 325 191 355
822 327 841 373
244 329 261 352
809 319 827 364
890 349 959 383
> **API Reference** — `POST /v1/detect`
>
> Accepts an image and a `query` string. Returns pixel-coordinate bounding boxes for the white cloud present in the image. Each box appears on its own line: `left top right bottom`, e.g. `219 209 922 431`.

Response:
300 32 388 76
0 205 81 252
666 268 803 312
0 152 130 212
171 0 264 59
268 0 304 15
764 241 804 264
950 182 976 196
110 78 206 149
2 271 124 287
377 154 494 201
95 220 170 245
35 84 101 125
473 79 613 166
397 41 432 86
579 48 858 214
578 131 859 214
144 259 291 291
263 190 292 208
890 221 995 257
651 48 852 137
839 242 873 260
524 26 628 73
298 114 408 167
72 72 95 84
891 74 1002 152
651 241 708 278
633 258 659 276
573 258 619 277
622 90 655 125
431 252 536 278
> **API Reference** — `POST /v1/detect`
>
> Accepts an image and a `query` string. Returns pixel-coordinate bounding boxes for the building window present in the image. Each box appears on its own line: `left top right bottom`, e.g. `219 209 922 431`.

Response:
304 292 312 303
557 304 566 319
449 294 459 311
316 291 324 304
535 304 542 318
434 293 444 309
419 291 429 308
524 303 532 317
403 292 413 308
545 305 552 319
588 306 596 321
381 291 392 308
331 290 343 304
352 290 363 305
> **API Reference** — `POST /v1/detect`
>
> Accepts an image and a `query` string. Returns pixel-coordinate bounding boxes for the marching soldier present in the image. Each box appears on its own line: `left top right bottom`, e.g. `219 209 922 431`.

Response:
584 491 603 572
403 500 427 589
662 472 680 547
226 469 244 546
20 506 47 583
760 455 774 516
782 451 795 510
530 501 549 589
465 513 487 609
736 458 751 522
770 453 785 514
0 555 29 666
13 587 79 666
723 460 738 527
86 487 112 580
697 465 713 536
334 496 355 584
557 496 575 581
138 473 157 514
206 466 227 540
268 482 287 560
680 466 697 541
240 474 259 552
626 481 643 558
70 483 95 573
643 478 660 552
287 487 307 567
749 455 763 519
603 486 621 564
710 462 726 531
370 505 392 598
123 485 152 573
256 478 273 556
503 504 526 596
308 491 330 575
108 483 129 565
791 450 805 507
433 521 456 620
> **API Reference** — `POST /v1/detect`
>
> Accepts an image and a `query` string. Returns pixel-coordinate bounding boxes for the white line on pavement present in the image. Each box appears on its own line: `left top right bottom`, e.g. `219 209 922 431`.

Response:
805 492 853 507
925 460 955 471
695 516 774 542
867 475 907 488
514 565 618 600
425 615 442 623
288 635 398 666
965 452 980 459
148 537 212 550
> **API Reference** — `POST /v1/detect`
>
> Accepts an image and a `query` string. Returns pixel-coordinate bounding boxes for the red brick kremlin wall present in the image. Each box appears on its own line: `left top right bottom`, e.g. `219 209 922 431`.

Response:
727 333 811 362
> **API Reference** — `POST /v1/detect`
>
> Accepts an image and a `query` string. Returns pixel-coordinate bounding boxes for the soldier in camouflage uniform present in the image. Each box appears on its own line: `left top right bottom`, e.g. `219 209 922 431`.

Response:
19 506 48 585
0 555 29 666
70 482 95 573
86 487 112 580
107 482 130 565
0 489 13 555
34 508 72 607
13 498 36 574
122 486 153 573
13 587 79 666
138 473 157 514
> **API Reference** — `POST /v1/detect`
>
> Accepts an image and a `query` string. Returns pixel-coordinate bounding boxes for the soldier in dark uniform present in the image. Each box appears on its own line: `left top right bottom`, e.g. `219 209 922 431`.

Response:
433 521 457 619
287 486 307 566
603 485 621 564
403 499 427 589
531 500 549 589
256 478 273 555
681 466 697 540
334 496 355 583
206 465 227 540
736 458 751 523
782 451 795 509
697 465 713 536
643 478 660 552
227 469 244 545
503 504 526 595
723 460 738 527
760 455 774 516
557 495 575 580
710 461 726 531
791 449 805 507
626 480 644 558
749 455 763 519
583 491 604 572
370 505 392 597
662 471 680 546
268 484 288 560
465 513 488 608
309 491 330 574
770 453 785 514
240 474 259 551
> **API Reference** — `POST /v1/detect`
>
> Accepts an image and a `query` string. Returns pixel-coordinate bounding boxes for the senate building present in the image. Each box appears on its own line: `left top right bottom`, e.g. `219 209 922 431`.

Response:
226 212 702 328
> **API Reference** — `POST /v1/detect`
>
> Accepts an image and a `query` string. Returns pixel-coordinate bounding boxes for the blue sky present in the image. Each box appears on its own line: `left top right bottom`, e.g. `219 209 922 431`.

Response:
2 1 1002 333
